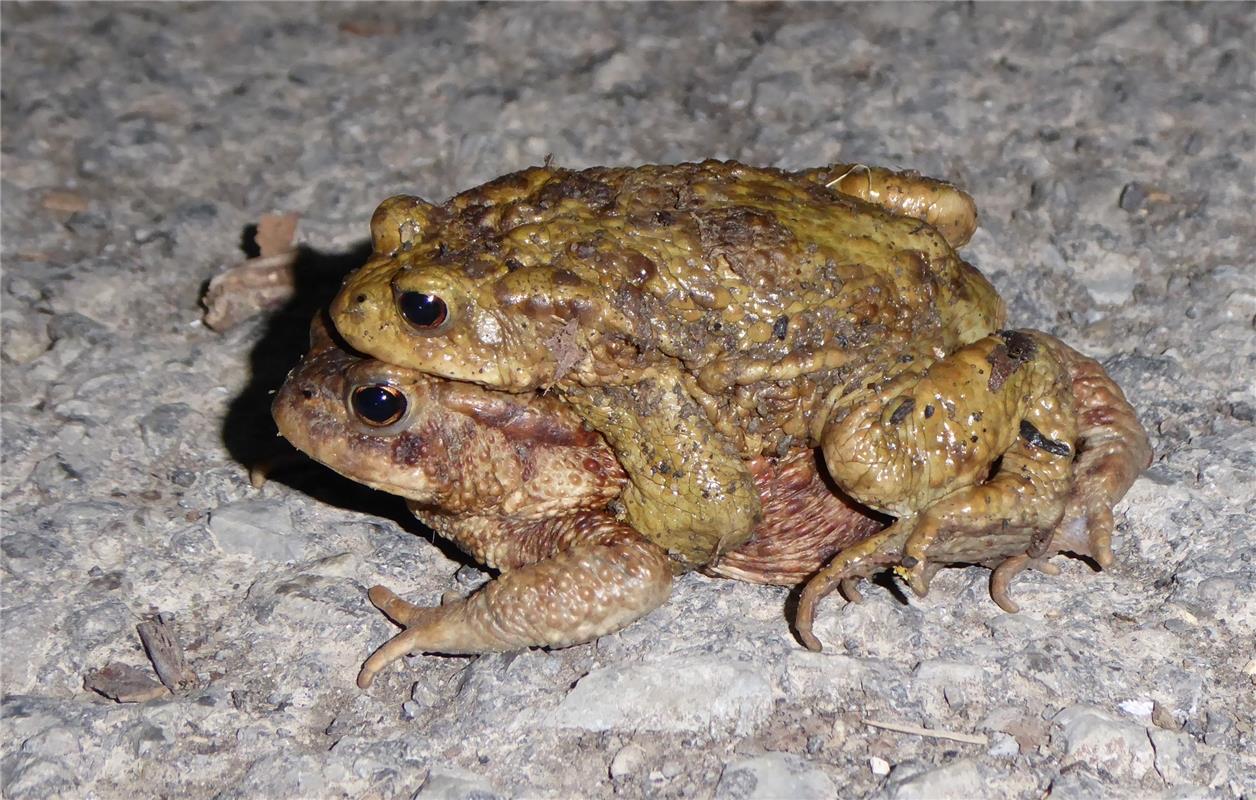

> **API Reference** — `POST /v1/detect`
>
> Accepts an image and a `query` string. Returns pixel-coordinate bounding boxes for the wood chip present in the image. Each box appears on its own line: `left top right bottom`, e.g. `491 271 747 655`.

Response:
256 212 299 258
338 19 399 37
201 250 298 331
41 189 89 214
84 662 169 703
137 615 200 692
862 718 989 745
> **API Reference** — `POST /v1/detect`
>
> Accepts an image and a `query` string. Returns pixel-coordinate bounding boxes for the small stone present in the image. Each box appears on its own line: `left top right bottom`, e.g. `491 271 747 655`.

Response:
715 753 834 800
1079 250 1139 306
550 655 772 734
1054 705 1154 779
1242 658 1256 684
2 753 81 799
139 403 192 445
869 756 891 776
1118 698 1154 720
987 732 1019 758
592 52 645 93
610 743 646 779
1 308 51 365
1119 181 1149 212
207 499 305 562
454 564 488 589
888 758 984 800
411 680 441 708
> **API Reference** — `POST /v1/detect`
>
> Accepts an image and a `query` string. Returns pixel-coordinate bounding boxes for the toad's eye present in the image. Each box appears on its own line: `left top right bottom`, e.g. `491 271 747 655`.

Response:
350 385 407 427
398 292 448 330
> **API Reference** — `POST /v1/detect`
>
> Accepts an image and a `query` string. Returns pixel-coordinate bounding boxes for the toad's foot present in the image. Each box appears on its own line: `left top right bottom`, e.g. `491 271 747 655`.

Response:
796 333 1151 648
794 432 1073 651
794 526 912 651
357 516 672 688
1030 339 1153 567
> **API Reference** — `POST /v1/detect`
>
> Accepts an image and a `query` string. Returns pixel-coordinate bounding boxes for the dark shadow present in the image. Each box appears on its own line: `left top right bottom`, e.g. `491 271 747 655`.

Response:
218 238 372 473
214 234 477 569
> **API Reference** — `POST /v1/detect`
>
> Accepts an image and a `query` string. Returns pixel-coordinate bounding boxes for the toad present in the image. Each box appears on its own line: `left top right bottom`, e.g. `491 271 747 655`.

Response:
273 314 1150 687
328 160 1149 615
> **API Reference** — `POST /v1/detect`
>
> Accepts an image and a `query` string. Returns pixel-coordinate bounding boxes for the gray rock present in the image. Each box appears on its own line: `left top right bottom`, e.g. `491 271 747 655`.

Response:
609 743 647 779
886 758 985 800
1054 705 1155 780
549 654 772 734
206 498 306 562
715 752 835 800
414 767 503 800
1149 728 1201 786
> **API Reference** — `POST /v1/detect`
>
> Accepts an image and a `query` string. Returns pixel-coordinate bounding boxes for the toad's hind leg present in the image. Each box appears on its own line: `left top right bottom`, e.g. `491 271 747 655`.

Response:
357 514 672 688
797 331 1078 648
797 164 979 249
796 333 1152 648
1034 339 1153 567
795 429 1076 649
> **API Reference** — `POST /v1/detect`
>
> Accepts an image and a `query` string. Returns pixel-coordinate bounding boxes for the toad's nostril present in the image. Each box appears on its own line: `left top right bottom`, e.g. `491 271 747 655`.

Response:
356 294 367 304
301 388 315 400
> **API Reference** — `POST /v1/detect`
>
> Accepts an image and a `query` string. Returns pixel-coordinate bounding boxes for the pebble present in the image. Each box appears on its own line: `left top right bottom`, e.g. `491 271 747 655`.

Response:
887 758 984 800
207 498 306 562
714 753 835 800
1054 705 1155 779
987 732 1020 759
609 743 646 779
869 756 891 776
550 655 772 734
1118 698 1155 720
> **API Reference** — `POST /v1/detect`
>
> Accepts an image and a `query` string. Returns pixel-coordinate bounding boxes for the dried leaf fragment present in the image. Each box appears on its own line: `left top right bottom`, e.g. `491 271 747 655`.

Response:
84 662 169 703
137 615 200 692
256 212 300 258
41 189 89 215
202 251 299 331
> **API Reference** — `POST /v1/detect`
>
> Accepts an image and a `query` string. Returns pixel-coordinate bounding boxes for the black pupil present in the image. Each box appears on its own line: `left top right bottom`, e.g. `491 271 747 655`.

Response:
352 386 406 426
399 292 447 328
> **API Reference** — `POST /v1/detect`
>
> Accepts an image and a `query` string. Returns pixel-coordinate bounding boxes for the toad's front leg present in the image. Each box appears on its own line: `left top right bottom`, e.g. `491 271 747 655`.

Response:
357 513 672 688
563 373 761 567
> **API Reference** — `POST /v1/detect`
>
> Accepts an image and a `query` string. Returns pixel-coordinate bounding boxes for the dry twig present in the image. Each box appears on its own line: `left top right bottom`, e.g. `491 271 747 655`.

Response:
862 717 989 745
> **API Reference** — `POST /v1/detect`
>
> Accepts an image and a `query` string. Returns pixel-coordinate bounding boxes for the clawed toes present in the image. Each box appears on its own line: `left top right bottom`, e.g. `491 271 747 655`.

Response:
357 627 426 690
989 554 1063 613
838 577 864 604
368 585 440 627
990 555 1028 613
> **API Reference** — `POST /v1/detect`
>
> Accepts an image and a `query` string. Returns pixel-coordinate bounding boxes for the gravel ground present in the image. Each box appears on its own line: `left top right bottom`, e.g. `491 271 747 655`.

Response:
3 3 1254 798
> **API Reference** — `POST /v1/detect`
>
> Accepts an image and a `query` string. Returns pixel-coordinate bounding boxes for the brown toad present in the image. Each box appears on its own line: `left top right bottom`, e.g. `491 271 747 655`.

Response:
329 161 1149 615
273 314 1150 686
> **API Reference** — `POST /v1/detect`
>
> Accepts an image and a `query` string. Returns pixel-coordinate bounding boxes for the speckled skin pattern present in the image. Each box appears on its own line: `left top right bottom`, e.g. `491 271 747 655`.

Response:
331 162 1006 565
273 314 1149 686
